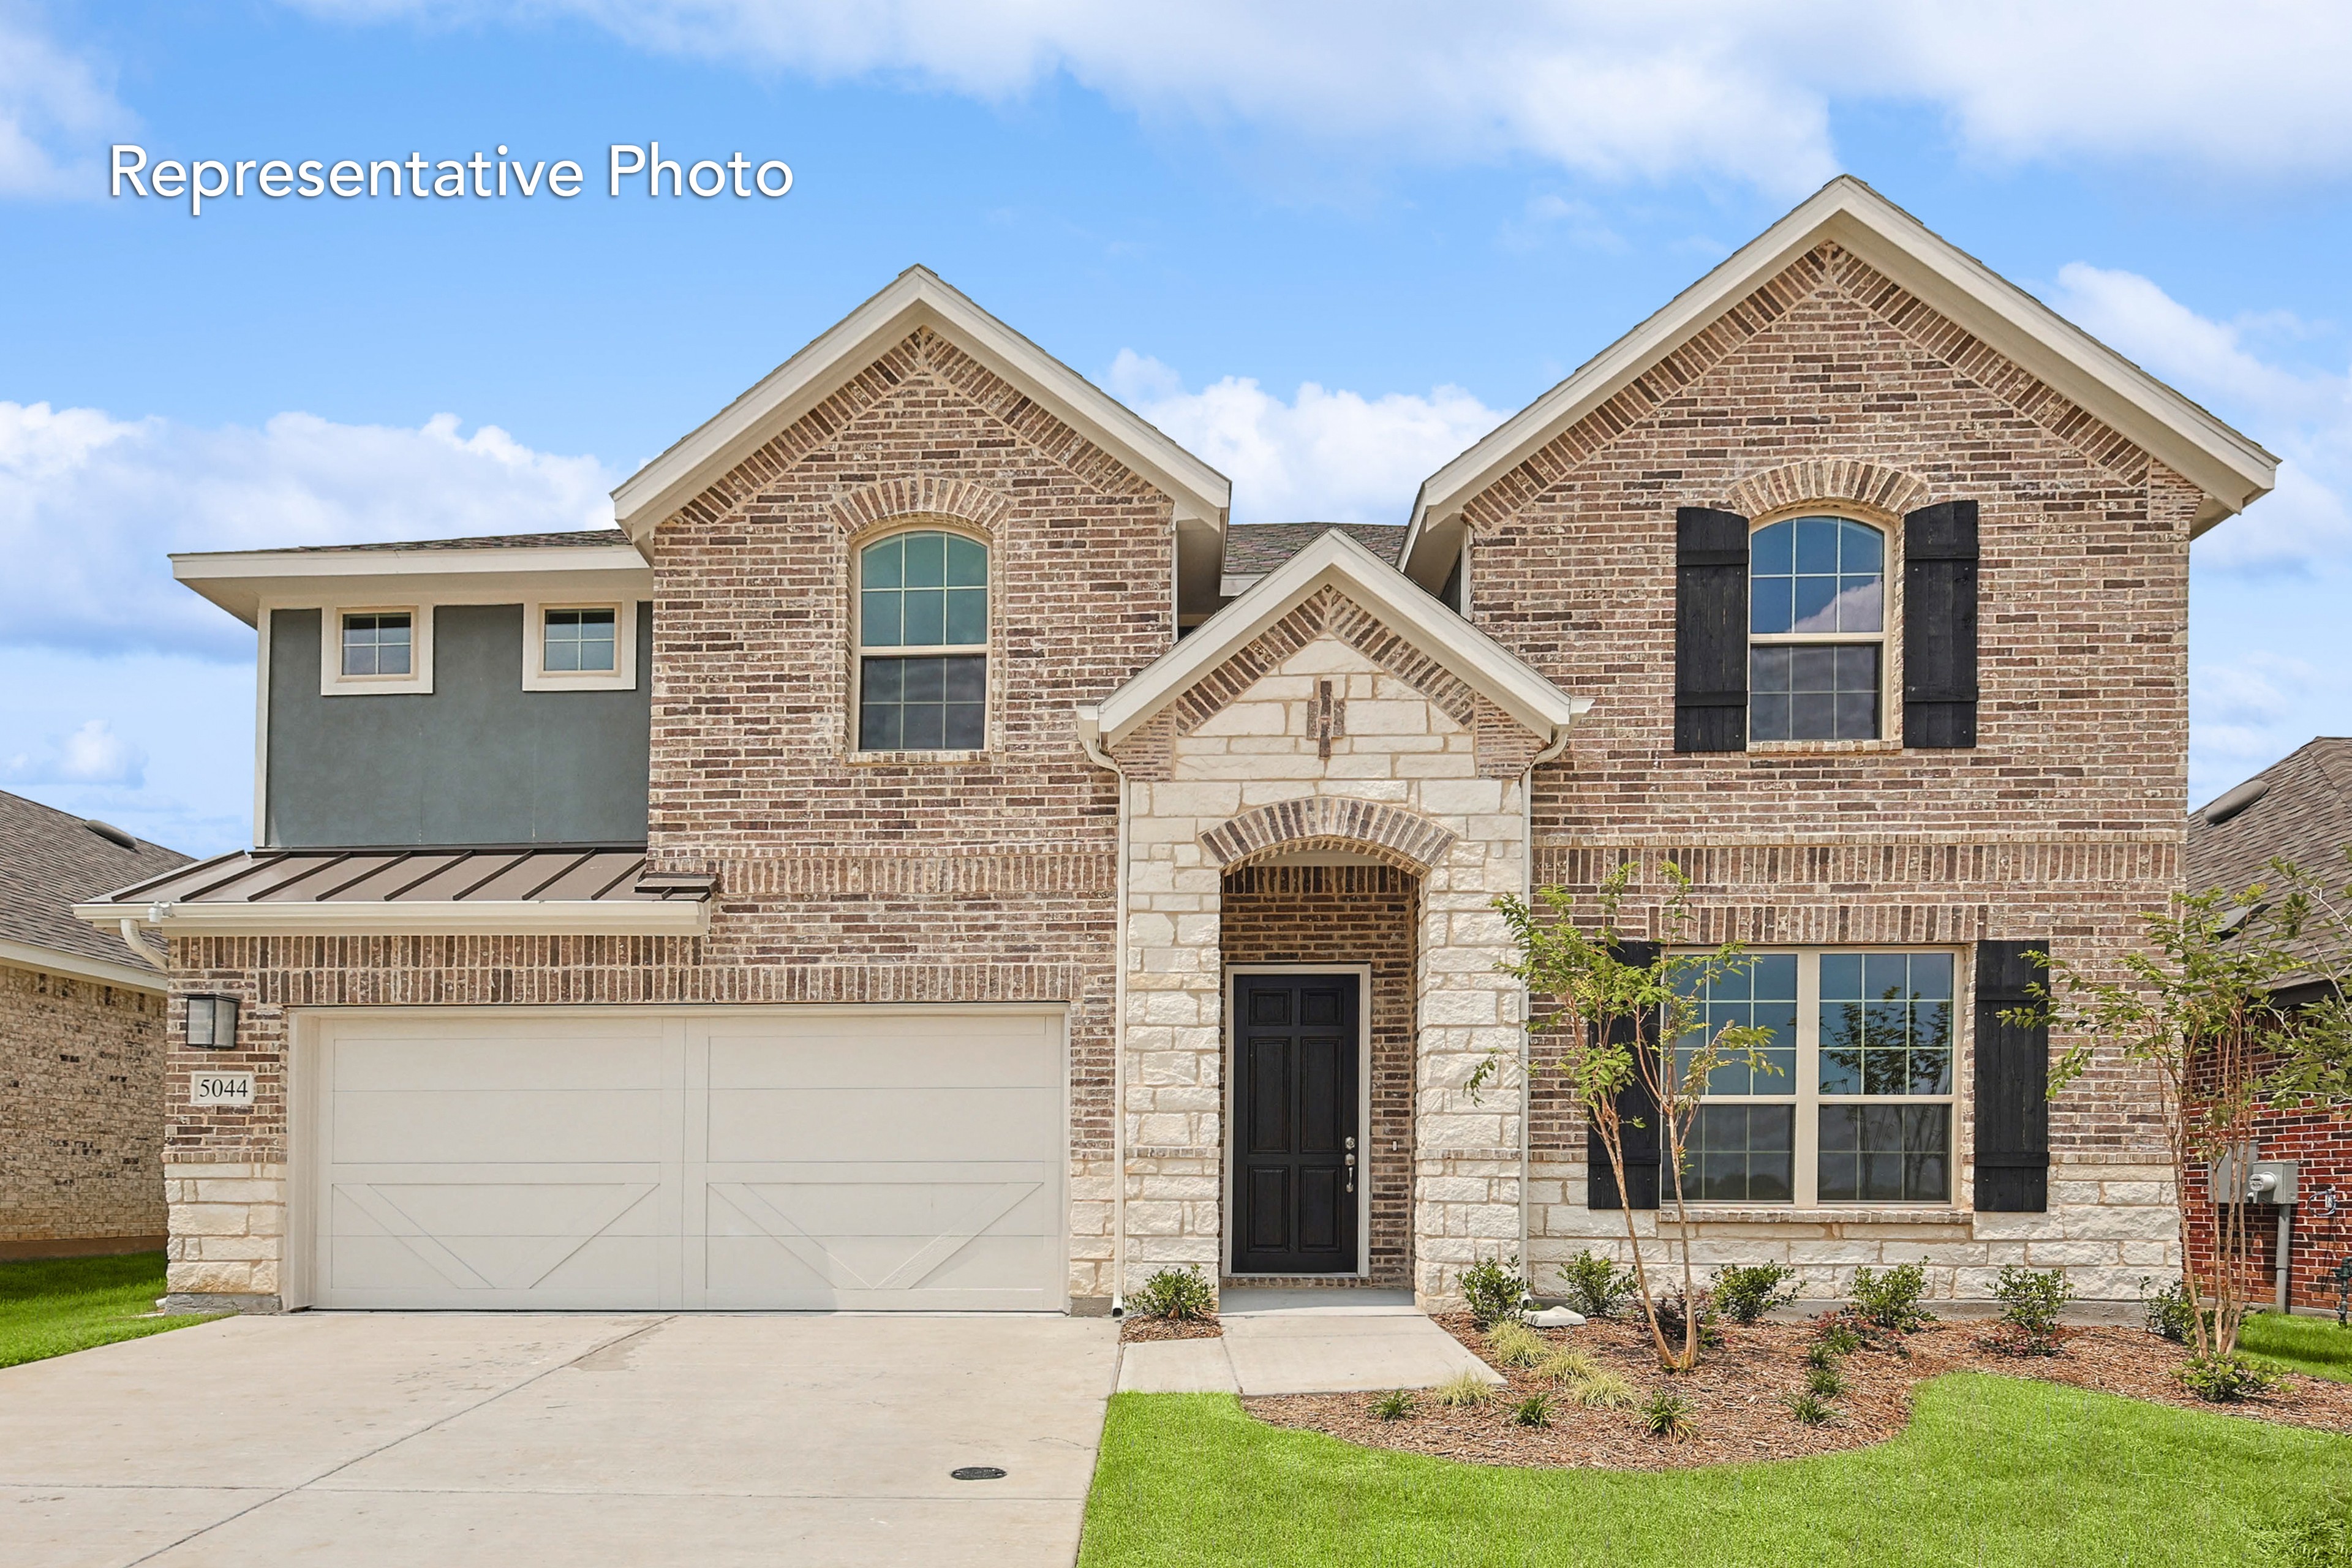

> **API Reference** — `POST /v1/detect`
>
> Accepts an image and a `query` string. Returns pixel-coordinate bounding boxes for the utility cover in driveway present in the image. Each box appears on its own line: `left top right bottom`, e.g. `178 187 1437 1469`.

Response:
307 1008 1065 1310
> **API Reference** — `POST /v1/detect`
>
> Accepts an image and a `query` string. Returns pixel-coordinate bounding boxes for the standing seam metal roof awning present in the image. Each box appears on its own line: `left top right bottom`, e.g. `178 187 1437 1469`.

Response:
75 846 715 938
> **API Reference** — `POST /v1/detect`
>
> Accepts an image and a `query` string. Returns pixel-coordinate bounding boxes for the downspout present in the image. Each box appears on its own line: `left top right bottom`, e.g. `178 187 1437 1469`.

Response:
1076 706 1130 1317
121 904 172 972
1518 716 1581 1301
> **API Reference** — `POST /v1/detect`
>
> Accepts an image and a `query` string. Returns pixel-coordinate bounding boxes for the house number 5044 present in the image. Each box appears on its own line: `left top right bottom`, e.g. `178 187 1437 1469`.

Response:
190 1072 256 1108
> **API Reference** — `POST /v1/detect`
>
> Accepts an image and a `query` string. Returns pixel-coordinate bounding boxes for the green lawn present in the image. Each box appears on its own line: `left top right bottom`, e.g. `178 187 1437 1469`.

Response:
0 1253 222 1370
2242 1312 2352 1383
1080 1377 2352 1567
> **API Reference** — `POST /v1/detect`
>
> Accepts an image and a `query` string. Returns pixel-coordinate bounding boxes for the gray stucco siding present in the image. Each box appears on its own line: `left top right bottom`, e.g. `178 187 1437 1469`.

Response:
265 605 652 848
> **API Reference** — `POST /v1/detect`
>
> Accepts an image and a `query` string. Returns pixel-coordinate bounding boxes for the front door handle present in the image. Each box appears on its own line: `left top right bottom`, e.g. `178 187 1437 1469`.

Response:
1344 1150 1356 1193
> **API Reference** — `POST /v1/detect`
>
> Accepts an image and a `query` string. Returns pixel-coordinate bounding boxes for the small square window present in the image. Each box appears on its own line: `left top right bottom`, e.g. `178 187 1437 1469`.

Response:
544 608 617 673
342 612 413 677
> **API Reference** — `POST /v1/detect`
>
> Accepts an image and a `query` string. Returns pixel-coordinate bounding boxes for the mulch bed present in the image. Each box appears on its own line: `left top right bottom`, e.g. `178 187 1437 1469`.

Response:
1121 1314 1224 1342
1239 1313 2352 1470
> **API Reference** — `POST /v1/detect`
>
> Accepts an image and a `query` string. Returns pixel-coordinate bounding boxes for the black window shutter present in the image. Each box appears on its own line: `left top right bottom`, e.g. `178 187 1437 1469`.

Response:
1674 508 1749 752
1587 940 1662 1209
1973 940 2050 1212
1903 500 1980 748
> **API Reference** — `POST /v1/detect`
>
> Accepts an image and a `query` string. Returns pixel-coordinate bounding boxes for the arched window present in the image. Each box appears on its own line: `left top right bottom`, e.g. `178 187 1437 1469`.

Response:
855 529 987 751
1747 515 1885 742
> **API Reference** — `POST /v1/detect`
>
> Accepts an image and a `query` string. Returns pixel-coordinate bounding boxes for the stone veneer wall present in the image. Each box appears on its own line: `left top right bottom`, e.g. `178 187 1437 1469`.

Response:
1468 241 2192 1303
1 961 167 1256
1114 600 1547 1307
1218 862 1419 1288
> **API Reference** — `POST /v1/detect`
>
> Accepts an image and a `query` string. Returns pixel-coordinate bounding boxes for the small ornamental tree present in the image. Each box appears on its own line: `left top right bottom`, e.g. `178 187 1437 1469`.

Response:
2010 860 2352 1362
1485 861 1775 1371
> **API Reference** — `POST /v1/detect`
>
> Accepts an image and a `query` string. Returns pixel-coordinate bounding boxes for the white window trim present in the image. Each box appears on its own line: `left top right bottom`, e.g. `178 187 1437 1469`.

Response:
849 526 992 756
320 603 432 696
522 597 638 692
1745 511 1899 748
1221 962 1374 1280
1681 945 1961 1210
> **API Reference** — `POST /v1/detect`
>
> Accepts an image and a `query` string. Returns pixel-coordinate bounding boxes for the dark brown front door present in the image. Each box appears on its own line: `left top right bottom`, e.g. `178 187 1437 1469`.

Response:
1232 973 1360 1275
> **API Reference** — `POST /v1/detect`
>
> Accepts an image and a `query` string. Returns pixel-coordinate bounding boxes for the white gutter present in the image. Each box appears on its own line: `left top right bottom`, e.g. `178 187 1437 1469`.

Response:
1518 721 1575 1303
78 899 710 939
1074 703 1131 1317
0 935 167 989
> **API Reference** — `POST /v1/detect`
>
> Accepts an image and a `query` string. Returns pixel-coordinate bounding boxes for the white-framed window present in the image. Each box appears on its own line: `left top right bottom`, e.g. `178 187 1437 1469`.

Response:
853 528 988 752
320 604 432 695
1748 514 1887 742
1675 948 1958 1207
522 598 637 692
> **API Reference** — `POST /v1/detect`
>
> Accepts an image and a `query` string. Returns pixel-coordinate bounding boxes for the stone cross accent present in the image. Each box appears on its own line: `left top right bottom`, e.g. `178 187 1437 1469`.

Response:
1313 679 1345 760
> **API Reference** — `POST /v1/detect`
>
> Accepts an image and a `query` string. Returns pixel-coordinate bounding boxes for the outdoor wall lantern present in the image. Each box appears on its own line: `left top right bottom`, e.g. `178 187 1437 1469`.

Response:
184 994 240 1049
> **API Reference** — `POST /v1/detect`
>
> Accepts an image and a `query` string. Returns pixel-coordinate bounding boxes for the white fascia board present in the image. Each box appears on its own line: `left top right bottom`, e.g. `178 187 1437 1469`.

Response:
610 266 1232 538
1398 176 2278 585
0 937 166 992
171 550 655 627
75 900 710 939
1093 528 1589 747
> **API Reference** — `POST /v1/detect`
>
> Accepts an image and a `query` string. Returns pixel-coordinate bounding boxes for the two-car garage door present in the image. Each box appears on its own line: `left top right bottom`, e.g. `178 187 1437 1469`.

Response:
302 1008 1066 1311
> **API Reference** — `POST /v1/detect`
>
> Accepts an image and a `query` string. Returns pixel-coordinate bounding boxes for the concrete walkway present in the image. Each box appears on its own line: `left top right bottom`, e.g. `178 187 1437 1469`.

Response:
1117 1291 1503 1396
6 1311 1119 1568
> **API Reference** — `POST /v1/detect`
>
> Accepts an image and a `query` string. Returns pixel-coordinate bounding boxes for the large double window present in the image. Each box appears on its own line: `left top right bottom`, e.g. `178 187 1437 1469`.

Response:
1749 515 1885 742
1675 949 1955 1207
856 529 987 752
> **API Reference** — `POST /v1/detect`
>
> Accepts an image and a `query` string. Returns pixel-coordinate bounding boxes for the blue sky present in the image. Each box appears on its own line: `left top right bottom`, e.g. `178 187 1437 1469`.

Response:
4 1 2350 854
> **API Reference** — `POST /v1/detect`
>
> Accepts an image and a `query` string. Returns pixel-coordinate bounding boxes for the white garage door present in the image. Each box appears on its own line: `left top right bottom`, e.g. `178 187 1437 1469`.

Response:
303 1008 1066 1311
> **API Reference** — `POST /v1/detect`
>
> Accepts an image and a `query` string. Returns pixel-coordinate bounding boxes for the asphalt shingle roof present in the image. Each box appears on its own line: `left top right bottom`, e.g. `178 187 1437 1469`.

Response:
176 529 630 557
1221 522 1406 576
0 790 192 973
2185 737 2352 975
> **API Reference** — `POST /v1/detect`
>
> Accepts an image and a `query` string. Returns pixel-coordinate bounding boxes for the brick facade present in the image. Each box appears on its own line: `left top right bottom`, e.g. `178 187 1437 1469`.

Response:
1 961 167 1255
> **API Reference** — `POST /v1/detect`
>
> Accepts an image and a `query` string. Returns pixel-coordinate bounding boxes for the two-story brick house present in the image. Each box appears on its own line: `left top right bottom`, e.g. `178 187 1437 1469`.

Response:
83 177 2275 1317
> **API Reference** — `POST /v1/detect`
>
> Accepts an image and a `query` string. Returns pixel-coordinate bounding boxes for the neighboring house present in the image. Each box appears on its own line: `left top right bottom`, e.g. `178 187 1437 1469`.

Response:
2183 737 2352 1312
1 790 189 1259
81 176 2280 1317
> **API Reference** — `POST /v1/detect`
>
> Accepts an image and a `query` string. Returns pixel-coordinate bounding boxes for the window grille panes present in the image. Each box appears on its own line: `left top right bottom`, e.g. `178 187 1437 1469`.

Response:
859 655 984 752
1684 1104 1795 1203
860 531 987 649
543 608 617 673
1673 954 1798 1095
1818 1104 1951 1204
341 612 412 677
1819 952 1953 1096
1750 644 1880 741
1751 516 1883 635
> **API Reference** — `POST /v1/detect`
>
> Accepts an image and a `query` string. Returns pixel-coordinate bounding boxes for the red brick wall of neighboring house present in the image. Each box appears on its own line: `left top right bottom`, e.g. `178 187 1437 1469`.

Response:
1471 245 2188 1246
1 962 166 1253
2181 1114 2352 1314
1219 862 1419 1288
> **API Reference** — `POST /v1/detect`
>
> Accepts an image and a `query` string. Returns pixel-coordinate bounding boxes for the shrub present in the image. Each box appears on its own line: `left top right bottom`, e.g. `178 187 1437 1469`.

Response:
1556 1250 1638 1318
1804 1340 1842 1371
1370 1389 1416 1421
1711 1262 1798 1325
2177 1352 2286 1403
1510 1392 1555 1428
1786 1392 1837 1426
1651 1289 1722 1349
1569 1368 1638 1411
1537 1346 1596 1384
1460 1254 1529 1329
1995 1265 2074 1335
1436 1370 1494 1408
1815 1315 1865 1355
2141 1275 2204 1345
1849 1262 1936 1331
1805 1365 1845 1398
1643 1390 1693 1440
1485 1319 1545 1368
1133 1264 1215 1322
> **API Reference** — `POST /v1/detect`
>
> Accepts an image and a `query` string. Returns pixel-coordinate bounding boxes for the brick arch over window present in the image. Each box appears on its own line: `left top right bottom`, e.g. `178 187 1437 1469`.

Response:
1724 459 1933 523
1199 796 1458 876
829 477 1011 540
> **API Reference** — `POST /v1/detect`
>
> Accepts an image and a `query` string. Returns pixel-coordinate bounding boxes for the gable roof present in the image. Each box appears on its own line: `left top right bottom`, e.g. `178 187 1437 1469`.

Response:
0 789 189 989
1398 176 2279 586
1081 527 1589 750
611 266 1232 541
1222 522 1406 578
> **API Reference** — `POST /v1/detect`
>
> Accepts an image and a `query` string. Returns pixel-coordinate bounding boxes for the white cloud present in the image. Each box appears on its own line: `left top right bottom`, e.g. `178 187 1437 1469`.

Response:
1107 350 1504 526
2189 652 2321 809
0 401 618 659
0 3 132 197
2 717 146 787
289 1 2352 187
2045 264 2352 576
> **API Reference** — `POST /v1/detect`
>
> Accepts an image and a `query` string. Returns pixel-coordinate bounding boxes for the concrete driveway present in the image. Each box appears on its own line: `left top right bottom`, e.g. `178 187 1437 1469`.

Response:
5 1311 1121 1567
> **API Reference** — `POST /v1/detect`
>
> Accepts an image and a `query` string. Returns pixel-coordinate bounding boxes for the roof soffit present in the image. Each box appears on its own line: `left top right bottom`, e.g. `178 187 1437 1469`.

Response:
612 267 1231 541
1400 176 2279 584
1086 528 1587 748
